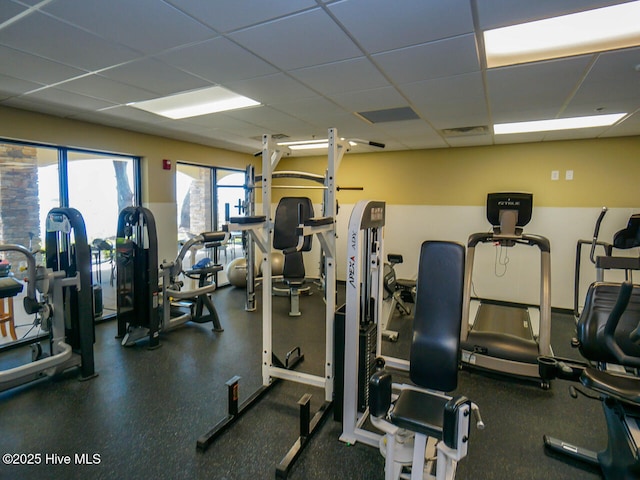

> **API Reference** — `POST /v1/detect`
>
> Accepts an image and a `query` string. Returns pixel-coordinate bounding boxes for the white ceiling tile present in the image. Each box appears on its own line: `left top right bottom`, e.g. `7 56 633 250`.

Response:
564 47 640 117
177 112 267 131
2 96 80 117
100 58 211 96
0 46 87 85
399 137 449 149
229 8 361 70
329 115 391 139
375 119 439 139
269 96 348 126
487 56 594 121
328 0 474 54
225 73 317 104
43 0 216 54
373 34 480 85
56 75 158 104
70 109 165 134
445 135 494 148
25 87 117 111
94 105 170 125
3 90 115 118
289 57 389 95
328 86 407 112
225 106 318 136
601 110 640 137
0 12 139 70
155 37 278 84
402 72 489 130
2 1 27 23
8 0 46 6
165 0 317 33
0 72 42 100
0 0 637 153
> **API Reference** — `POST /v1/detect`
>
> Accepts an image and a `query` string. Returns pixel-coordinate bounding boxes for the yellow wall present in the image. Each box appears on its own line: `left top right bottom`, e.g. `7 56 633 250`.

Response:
279 137 640 208
2 105 639 209
0 106 254 204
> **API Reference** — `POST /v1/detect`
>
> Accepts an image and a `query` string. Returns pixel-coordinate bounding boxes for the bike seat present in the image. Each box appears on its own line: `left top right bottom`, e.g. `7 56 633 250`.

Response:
581 367 640 406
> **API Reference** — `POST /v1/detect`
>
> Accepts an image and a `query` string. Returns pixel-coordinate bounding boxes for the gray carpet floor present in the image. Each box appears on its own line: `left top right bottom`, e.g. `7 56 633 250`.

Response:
0 284 606 479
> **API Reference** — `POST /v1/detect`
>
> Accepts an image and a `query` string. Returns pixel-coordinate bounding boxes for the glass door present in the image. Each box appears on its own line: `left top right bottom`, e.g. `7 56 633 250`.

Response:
67 151 136 318
215 169 246 286
176 164 245 287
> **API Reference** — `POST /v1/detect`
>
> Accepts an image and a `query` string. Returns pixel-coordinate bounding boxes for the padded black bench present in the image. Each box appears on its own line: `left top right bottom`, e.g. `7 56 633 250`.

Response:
228 215 266 225
369 241 482 480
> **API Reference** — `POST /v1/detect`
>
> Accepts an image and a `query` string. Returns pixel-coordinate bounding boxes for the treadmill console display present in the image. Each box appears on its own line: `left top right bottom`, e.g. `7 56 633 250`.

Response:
486 192 533 228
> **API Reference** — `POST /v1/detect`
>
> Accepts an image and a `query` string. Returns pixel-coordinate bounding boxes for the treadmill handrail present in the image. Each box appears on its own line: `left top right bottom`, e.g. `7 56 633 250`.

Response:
461 230 552 359
467 231 550 253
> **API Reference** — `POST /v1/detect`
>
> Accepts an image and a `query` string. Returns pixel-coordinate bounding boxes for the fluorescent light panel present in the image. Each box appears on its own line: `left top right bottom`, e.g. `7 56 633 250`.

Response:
287 142 329 150
494 113 626 135
129 86 260 119
277 138 359 150
277 139 328 150
484 1 640 68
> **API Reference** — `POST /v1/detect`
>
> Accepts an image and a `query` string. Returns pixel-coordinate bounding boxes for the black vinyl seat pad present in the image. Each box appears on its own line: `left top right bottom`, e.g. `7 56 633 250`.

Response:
0 276 23 299
581 368 640 406
389 389 448 439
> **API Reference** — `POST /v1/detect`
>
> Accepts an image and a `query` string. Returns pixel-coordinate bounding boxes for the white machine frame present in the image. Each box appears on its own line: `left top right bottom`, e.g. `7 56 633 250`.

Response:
339 201 480 480
226 128 345 402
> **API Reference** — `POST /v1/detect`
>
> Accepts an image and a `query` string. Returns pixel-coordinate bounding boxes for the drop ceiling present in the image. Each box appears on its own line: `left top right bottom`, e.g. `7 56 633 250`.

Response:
0 0 638 155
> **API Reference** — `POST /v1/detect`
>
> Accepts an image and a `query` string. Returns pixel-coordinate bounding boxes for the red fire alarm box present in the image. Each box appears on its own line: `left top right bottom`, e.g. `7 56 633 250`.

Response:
162 159 171 170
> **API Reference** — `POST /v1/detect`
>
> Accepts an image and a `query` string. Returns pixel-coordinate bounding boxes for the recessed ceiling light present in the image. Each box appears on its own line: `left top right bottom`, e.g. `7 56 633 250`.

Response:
484 1 640 68
277 138 360 150
494 113 627 135
277 139 328 150
128 86 260 119
286 143 329 151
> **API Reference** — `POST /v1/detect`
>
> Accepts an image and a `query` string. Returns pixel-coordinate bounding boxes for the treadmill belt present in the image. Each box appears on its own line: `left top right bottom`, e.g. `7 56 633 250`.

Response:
472 303 533 340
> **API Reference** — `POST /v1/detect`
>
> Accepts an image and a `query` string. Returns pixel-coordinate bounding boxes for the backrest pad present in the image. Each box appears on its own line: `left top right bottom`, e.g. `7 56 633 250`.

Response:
410 241 465 392
577 282 640 364
273 197 314 251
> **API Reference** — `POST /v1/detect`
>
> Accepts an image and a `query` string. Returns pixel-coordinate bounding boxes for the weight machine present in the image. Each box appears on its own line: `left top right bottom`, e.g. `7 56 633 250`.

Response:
116 206 229 348
198 128 371 478
0 207 96 392
238 159 365 315
337 200 482 480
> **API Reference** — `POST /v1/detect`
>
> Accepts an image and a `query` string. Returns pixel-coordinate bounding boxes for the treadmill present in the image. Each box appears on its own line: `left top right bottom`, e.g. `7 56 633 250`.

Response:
460 192 552 385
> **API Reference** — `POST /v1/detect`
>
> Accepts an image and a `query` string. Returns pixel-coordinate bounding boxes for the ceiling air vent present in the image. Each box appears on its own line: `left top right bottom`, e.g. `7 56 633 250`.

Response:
440 126 489 137
250 133 290 141
356 106 420 124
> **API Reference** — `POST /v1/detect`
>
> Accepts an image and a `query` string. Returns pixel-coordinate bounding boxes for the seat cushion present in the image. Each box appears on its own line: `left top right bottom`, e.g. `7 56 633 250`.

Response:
389 389 448 439
581 368 640 406
0 277 23 299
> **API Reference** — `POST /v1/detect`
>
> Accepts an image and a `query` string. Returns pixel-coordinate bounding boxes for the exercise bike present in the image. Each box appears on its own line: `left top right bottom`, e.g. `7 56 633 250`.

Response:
381 254 415 342
538 210 640 479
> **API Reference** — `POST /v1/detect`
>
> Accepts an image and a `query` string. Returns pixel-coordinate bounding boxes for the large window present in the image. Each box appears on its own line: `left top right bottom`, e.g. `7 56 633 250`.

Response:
66 150 137 319
177 164 245 286
0 140 139 348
